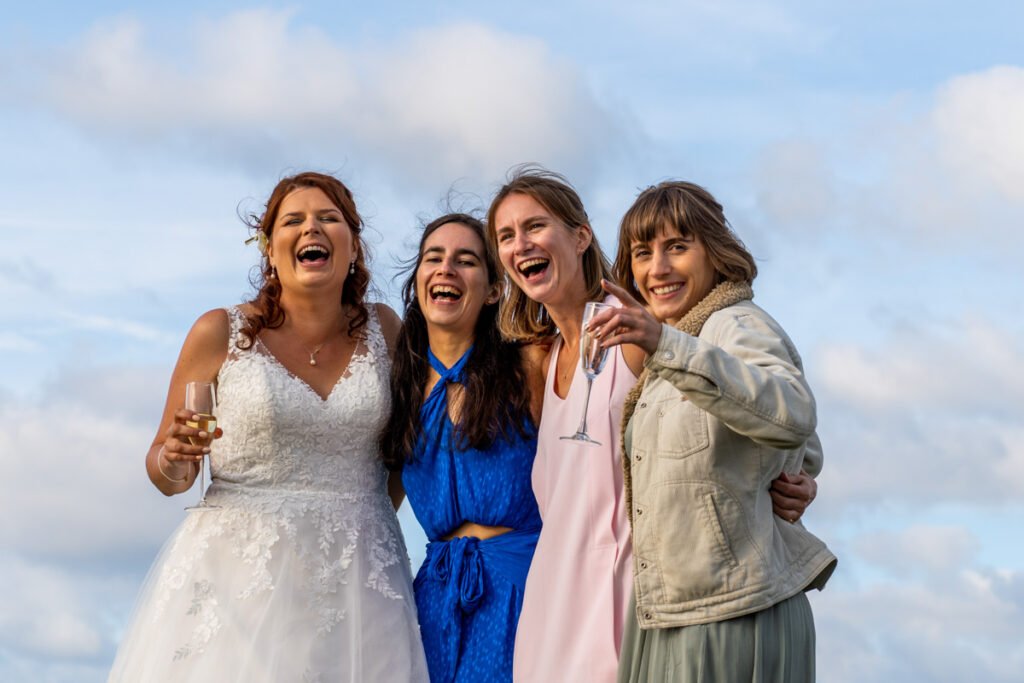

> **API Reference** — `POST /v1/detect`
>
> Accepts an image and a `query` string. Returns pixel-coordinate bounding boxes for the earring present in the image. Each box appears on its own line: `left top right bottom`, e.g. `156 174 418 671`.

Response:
349 261 355 275
269 266 277 279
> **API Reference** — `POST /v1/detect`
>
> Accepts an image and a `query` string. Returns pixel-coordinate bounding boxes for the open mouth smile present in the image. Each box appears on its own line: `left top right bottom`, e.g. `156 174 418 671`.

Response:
429 284 463 303
516 258 549 280
296 243 331 265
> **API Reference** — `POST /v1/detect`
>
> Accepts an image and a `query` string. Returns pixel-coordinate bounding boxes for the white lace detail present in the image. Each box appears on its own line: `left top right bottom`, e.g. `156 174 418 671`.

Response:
148 304 408 661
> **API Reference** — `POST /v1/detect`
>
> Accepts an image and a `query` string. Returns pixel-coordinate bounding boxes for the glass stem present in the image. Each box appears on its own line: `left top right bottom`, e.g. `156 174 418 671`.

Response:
197 454 205 504
575 376 594 436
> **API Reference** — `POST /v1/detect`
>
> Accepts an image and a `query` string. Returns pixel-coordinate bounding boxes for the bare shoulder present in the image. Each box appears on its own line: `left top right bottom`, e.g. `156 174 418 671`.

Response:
186 309 231 352
171 308 231 385
519 341 549 374
523 336 555 382
374 303 403 354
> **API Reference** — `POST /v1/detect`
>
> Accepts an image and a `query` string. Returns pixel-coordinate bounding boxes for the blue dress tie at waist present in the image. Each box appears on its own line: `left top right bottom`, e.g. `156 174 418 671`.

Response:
422 527 540 683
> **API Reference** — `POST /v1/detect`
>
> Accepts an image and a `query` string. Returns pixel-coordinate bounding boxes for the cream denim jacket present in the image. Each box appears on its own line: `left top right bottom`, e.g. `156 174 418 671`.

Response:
626 300 837 628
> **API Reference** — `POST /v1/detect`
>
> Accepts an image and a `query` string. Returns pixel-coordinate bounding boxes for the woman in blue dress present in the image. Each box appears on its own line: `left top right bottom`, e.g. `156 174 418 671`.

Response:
380 213 546 683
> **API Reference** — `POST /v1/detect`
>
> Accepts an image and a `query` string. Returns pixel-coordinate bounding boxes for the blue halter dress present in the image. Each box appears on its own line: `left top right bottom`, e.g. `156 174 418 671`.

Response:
402 347 542 683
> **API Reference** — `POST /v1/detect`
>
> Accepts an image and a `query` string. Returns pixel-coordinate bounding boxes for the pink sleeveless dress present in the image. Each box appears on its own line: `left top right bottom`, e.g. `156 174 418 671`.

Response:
513 323 636 682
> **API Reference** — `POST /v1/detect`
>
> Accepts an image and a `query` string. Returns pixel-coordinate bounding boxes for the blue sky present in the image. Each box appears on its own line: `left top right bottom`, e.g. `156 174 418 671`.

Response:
2 2 1023 681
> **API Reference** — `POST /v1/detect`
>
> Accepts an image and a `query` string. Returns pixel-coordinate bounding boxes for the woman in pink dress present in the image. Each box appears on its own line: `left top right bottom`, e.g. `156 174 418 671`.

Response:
487 167 646 681
486 167 819 682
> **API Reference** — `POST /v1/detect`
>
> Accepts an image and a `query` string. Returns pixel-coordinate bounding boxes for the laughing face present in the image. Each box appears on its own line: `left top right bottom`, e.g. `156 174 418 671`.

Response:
267 187 355 294
415 222 498 338
630 225 718 325
492 192 591 308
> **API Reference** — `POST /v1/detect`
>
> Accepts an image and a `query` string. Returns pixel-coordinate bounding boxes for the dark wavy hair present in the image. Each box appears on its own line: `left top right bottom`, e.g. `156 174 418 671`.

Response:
239 171 372 348
380 213 535 470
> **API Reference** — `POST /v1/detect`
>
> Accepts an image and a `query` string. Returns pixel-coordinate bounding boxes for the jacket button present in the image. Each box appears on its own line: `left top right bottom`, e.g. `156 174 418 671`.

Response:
644 612 652 620
639 401 647 409
662 350 675 361
636 508 643 516
635 453 642 462
640 561 648 570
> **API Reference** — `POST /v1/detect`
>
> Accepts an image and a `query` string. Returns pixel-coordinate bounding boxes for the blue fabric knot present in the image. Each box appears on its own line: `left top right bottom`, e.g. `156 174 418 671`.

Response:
417 346 473 458
427 536 485 613
424 535 486 682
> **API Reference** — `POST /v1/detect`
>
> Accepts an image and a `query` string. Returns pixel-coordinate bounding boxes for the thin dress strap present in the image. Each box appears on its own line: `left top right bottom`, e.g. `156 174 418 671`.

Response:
224 306 248 360
362 304 386 359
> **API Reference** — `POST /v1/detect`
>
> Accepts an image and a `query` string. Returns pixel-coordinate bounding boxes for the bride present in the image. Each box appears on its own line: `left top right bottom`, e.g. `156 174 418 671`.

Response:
108 172 428 682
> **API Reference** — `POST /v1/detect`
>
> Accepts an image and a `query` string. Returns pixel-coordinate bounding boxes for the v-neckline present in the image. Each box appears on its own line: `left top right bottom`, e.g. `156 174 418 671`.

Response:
549 336 577 402
254 334 366 403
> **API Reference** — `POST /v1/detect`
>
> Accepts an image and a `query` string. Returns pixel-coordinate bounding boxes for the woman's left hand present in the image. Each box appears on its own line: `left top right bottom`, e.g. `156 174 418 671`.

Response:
770 470 817 523
589 279 664 355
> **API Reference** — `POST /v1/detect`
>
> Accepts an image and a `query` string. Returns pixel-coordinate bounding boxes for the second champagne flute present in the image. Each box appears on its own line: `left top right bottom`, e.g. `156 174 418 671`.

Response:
184 381 220 511
560 301 612 445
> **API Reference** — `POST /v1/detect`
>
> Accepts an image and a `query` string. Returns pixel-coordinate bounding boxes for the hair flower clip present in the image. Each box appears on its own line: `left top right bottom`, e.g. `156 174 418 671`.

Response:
244 230 269 255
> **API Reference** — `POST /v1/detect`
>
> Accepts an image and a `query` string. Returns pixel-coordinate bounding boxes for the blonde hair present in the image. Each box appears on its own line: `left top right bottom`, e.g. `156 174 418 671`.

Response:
486 166 613 341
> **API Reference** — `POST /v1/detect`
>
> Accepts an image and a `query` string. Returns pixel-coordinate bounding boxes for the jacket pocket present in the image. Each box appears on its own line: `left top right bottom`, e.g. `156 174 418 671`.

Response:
651 482 753 605
655 396 709 458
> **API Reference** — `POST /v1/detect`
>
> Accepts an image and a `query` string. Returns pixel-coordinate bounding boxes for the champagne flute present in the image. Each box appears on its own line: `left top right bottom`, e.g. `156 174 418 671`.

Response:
184 381 220 511
561 301 612 445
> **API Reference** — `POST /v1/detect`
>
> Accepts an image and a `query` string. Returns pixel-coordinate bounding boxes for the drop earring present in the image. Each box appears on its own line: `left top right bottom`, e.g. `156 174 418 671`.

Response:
349 261 355 275
269 265 277 279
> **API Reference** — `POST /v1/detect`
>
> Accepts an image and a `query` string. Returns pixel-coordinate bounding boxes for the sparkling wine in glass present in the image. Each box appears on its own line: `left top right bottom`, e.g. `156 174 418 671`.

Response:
184 381 220 511
561 301 612 445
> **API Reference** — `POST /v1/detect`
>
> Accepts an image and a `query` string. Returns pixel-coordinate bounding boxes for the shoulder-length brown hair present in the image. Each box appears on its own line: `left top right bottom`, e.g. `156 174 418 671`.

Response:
485 165 613 342
240 171 372 347
613 181 757 300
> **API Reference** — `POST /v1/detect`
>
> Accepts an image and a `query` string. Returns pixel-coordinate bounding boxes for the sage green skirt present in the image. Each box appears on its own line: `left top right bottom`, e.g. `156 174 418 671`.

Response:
617 592 816 683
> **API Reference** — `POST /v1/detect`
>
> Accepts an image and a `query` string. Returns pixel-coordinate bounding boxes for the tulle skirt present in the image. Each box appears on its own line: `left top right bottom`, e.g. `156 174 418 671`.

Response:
108 484 428 682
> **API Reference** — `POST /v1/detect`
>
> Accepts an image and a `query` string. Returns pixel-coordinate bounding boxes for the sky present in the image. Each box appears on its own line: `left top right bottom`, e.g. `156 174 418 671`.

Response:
1 1 1023 681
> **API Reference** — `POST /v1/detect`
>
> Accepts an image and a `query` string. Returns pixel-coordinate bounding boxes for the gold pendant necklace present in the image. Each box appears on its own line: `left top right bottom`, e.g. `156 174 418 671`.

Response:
307 342 326 366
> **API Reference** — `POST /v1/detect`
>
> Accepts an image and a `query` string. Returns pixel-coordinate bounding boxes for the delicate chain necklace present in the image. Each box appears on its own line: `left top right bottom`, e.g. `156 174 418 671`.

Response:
557 339 580 389
307 342 326 366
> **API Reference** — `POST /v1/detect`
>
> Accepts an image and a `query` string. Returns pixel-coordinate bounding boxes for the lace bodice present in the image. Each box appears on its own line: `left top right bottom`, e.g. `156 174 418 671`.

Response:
212 305 391 495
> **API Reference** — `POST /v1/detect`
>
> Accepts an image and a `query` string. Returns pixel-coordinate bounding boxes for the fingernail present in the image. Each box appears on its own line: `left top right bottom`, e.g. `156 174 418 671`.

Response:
203 447 211 453
198 431 208 438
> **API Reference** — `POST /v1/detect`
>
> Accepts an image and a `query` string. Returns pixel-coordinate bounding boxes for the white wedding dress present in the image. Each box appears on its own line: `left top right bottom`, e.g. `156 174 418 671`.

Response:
109 306 428 682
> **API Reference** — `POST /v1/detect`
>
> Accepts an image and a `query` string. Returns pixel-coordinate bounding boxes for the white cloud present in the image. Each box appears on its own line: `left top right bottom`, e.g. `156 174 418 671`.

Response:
0 331 39 352
933 65 1024 202
58 311 164 342
0 558 102 658
815 565 1024 683
818 316 1024 416
746 65 1024 248
0 364 182 561
753 139 836 229
811 314 1024 512
853 524 980 577
38 12 622 187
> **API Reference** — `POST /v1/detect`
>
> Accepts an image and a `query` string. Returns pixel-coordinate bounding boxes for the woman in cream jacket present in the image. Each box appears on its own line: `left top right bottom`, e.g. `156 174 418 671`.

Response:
591 181 836 683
